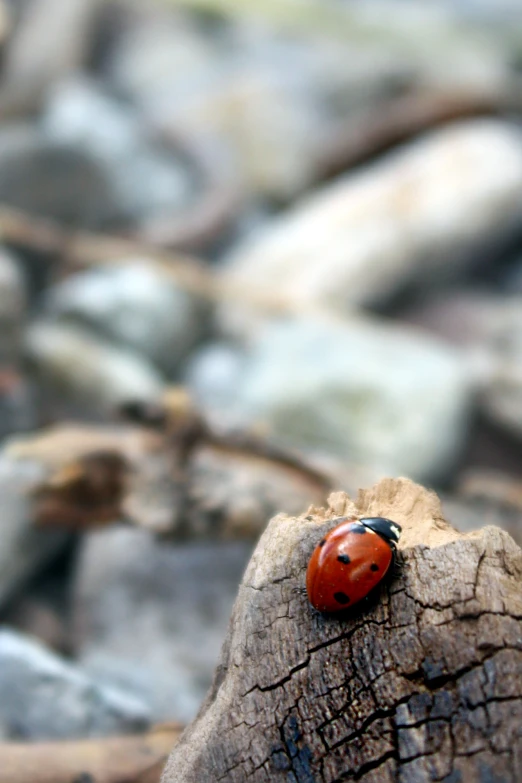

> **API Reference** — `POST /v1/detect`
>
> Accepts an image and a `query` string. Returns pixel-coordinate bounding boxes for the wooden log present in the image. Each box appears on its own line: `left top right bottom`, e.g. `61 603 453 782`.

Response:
161 477 522 782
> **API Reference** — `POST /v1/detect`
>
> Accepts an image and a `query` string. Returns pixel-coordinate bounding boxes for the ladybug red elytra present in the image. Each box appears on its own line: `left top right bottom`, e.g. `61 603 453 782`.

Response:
306 516 402 613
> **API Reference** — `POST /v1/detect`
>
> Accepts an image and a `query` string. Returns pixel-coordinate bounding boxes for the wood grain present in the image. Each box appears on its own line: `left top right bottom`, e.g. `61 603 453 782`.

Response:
162 477 522 782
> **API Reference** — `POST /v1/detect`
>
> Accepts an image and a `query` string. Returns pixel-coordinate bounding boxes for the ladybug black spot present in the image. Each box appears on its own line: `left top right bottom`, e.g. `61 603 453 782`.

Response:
319 539 326 547
337 554 351 564
333 591 350 604
370 563 379 572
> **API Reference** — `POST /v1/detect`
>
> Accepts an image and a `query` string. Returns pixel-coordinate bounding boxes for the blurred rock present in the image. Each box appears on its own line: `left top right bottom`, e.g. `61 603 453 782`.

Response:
108 7 417 201
442 493 522 547
42 79 195 227
0 248 25 363
44 262 208 375
0 0 104 115
185 342 246 416
0 370 36 444
0 125 124 229
3 595 70 657
401 291 522 441
189 316 472 483
26 321 165 414
0 453 67 608
108 8 222 115
109 0 516 204
219 120 522 328
481 337 522 442
0 629 149 740
502 254 522 295
181 68 328 200
74 529 252 722
400 289 502 348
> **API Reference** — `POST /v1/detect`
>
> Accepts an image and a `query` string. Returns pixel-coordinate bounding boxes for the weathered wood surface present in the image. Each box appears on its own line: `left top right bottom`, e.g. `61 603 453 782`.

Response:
162 478 522 782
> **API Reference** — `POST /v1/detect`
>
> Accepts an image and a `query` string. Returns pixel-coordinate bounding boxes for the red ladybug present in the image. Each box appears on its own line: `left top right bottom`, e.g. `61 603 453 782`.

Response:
306 516 401 613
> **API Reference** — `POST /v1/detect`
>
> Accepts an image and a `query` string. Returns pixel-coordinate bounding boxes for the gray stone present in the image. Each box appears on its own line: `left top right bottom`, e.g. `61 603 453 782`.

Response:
0 124 123 229
189 316 472 483
44 261 208 374
107 7 410 201
26 320 165 414
107 9 222 115
42 79 194 225
400 289 503 348
502 255 522 295
472 303 522 440
0 0 105 115
0 453 67 608
108 5 509 203
401 291 522 441
441 493 522 547
219 120 522 327
0 629 150 740
74 528 252 723
0 373 36 445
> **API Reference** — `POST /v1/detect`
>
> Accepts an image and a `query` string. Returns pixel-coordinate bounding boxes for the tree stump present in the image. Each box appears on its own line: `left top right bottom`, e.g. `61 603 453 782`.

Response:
161 478 522 782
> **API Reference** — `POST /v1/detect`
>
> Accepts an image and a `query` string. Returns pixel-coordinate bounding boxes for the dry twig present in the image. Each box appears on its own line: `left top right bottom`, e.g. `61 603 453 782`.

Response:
6 390 335 537
0 722 183 783
317 89 511 180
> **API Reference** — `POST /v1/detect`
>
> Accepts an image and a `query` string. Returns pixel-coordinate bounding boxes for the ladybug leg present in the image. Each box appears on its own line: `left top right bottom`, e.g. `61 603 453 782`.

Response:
359 584 383 613
391 548 405 578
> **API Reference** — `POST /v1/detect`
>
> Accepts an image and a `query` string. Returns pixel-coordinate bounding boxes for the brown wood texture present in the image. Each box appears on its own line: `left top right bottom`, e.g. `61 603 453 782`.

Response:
161 477 522 782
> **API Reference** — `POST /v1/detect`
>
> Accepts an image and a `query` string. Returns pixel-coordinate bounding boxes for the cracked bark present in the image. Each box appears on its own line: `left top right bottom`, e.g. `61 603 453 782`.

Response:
161 477 522 783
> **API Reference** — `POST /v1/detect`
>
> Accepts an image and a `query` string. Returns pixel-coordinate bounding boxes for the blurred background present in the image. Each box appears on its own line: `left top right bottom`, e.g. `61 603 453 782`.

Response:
0 0 522 744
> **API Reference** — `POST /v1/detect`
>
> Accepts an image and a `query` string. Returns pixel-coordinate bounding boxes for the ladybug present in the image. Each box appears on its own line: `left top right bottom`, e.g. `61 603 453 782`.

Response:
306 516 402 613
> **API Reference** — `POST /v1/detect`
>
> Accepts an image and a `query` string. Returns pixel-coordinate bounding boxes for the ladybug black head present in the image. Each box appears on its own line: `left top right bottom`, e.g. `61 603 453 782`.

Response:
360 517 401 545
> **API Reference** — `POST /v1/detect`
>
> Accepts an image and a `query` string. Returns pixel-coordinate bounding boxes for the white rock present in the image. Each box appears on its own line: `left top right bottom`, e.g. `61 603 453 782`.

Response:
26 321 165 412
220 120 522 323
0 629 149 739
45 261 208 374
185 342 247 416
189 316 472 483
